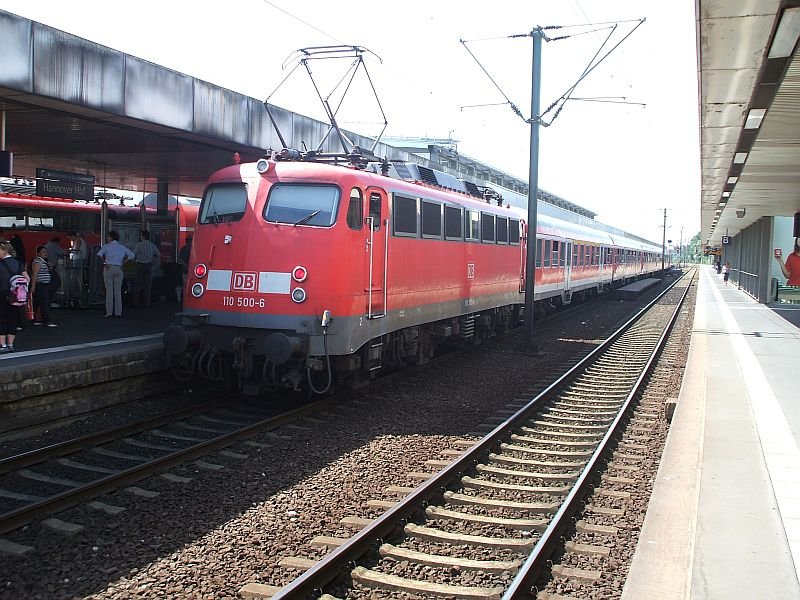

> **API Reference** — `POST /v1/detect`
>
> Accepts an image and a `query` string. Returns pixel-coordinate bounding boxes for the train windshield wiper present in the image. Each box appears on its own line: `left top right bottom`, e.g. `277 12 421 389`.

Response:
293 209 321 226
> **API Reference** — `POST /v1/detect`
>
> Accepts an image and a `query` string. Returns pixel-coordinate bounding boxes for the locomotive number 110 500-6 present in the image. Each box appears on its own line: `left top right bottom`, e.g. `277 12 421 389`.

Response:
222 296 266 308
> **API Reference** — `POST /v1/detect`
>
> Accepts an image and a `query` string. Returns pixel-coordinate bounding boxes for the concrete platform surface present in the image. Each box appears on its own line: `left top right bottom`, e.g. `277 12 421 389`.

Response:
623 267 800 599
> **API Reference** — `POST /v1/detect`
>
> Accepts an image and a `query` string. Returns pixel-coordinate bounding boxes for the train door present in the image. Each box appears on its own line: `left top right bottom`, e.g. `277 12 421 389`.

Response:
364 188 388 318
564 240 572 294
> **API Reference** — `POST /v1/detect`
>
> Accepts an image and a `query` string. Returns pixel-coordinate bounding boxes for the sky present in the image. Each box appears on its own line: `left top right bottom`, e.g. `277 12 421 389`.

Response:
0 0 700 246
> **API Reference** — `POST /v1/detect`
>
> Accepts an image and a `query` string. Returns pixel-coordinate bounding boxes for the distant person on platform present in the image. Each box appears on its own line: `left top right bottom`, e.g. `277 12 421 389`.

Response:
177 235 192 303
30 246 58 327
0 241 29 352
775 238 800 286
97 230 134 318
9 234 25 266
43 236 64 300
722 261 731 286
132 230 160 307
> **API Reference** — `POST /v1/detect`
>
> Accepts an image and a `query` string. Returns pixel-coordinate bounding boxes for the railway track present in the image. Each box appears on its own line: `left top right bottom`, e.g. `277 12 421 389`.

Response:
0 395 332 536
0 285 623 542
265 270 694 599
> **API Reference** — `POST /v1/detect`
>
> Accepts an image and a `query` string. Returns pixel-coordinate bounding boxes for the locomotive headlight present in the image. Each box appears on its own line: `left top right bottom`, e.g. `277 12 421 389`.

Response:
194 264 207 278
291 287 306 303
292 265 308 282
191 283 205 298
256 159 271 174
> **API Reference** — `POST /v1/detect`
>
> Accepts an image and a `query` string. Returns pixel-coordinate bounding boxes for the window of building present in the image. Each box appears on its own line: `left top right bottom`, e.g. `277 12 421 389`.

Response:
346 188 363 230
393 195 417 236
421 200 442 238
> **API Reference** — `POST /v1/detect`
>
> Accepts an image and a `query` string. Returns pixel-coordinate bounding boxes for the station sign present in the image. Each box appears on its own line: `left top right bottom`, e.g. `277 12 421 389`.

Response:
35 168 95 202
722 235 731 244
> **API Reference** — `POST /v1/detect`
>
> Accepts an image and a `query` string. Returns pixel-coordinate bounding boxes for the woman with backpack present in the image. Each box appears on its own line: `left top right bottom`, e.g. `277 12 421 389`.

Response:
30 246 58 327
0 241 29 353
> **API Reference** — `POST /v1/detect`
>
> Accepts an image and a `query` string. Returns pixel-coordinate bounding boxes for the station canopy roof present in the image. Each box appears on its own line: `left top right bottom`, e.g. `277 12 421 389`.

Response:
698 0 800 246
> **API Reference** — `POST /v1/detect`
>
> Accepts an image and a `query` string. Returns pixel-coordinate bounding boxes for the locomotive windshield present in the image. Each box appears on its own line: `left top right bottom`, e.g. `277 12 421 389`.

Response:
199 183 247 224
264 184 339 227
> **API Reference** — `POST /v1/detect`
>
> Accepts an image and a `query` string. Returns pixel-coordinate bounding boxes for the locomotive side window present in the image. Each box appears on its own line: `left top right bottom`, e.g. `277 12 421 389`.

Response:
559 241 566 266
421 200 442 239
265 183 338 227
543 239 551 267
509 219 520 245
465 210 480 241
369 193 381 231
393 195 417 237
535 239 542 268
496 217 508 244
347 188 363 231
444 205 462 240
0 207 25 229
481 213 495 243
552 240 560 267
201 183 247 224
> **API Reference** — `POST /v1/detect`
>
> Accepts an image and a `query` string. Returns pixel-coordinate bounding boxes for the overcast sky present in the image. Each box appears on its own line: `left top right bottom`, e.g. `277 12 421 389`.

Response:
0 0 700 245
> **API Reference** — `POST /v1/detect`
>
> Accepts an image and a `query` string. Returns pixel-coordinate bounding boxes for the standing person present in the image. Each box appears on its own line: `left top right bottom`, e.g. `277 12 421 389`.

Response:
775 238 800 286
9 234 25 265
30 246 57 327
0 242 28 352
722 261 731 286
96 230 134 318
132 230 160 307
43 236 64 303
177 235 192 303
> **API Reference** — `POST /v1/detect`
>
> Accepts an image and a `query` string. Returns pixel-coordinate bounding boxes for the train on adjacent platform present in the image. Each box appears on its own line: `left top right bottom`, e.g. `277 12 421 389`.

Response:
164 154 663 395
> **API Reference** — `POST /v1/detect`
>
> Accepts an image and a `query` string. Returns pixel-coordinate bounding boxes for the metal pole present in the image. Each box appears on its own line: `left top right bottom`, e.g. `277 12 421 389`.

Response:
660 208 666 270
522 28 543 350
1 111 5 151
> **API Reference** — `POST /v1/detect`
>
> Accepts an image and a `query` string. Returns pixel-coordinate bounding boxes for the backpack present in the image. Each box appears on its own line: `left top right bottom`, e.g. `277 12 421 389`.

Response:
7 274 28 306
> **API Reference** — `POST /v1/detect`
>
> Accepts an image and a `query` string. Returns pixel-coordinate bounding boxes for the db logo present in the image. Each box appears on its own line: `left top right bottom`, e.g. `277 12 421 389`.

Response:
232 272 257 291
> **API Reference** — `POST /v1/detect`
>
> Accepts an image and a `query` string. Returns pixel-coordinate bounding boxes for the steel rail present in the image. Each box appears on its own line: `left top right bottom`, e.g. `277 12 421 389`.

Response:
0 395 339 536
502 269 695 597
0 399 229 476
270 271 690 599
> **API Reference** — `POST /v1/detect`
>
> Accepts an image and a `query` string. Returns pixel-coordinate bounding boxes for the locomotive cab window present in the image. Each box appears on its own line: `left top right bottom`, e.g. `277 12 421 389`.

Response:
201 182 248 224
265 183 339 227
421 200 442 238
393 195 417 237
368 192 381 231
347 188 363 231
444 205 462 240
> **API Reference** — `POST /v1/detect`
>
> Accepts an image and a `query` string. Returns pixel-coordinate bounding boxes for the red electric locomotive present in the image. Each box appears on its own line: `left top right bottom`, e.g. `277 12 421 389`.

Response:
164 155 662 395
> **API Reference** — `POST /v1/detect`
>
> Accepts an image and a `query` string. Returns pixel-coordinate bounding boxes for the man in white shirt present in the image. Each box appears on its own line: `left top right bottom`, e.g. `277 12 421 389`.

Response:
96 230 134 318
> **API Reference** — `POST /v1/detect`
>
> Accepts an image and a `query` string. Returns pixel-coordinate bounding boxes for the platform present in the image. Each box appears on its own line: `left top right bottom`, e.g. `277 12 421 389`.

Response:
622 266 800 599
615 277 662 299
0 301 184 433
